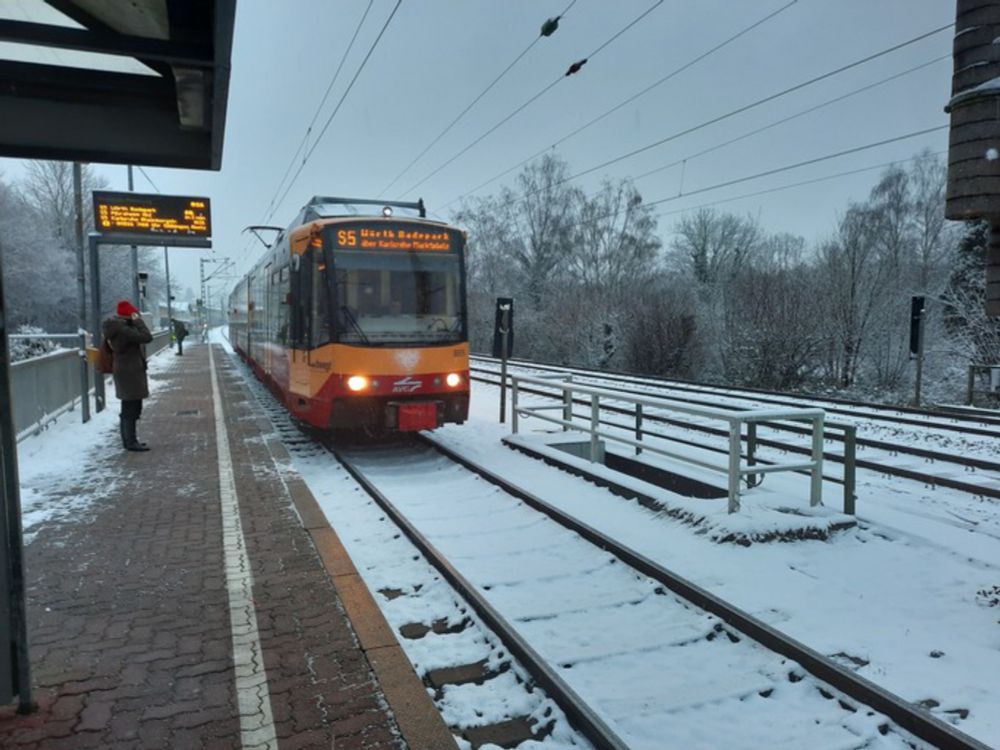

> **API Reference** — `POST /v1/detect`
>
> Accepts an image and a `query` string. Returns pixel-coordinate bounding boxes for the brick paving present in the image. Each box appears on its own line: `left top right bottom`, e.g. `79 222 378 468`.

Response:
0 343 431 749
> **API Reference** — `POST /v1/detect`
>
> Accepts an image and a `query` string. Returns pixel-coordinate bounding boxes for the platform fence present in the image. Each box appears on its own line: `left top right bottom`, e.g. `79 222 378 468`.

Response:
11 330 170 441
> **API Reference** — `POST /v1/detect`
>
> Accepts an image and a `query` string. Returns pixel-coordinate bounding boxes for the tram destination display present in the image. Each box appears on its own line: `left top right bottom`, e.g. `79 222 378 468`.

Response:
93 191 212 240
330 221 455 252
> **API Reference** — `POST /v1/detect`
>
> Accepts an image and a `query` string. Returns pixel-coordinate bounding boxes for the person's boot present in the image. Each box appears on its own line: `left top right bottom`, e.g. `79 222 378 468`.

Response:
119 417 128 449
124 417 150 452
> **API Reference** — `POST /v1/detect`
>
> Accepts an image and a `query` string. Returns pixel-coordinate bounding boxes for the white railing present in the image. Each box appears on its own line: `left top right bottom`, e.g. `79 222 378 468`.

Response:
511 374 825 514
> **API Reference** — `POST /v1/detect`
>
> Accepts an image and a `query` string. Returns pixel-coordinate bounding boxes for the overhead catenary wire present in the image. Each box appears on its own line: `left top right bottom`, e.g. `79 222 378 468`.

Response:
452 20 953 219
376 0 580 198
552 22 953 191
269 0 403 223
644 124 949 208
262 0 376 224
234 0 379 278
547 124 949 234
136 166 161 193
631 54 950 185
442 0 801 210
651 149 947 222
398 0 666 199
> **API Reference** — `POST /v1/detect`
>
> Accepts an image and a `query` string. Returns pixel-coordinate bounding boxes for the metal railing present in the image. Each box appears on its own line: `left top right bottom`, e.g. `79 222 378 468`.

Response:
966 363 1000 407
511 374 827 514
11 330 170 440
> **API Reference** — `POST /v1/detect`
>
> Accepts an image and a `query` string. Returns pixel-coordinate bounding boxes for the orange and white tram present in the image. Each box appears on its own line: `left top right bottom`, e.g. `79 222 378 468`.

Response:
229 197 469 432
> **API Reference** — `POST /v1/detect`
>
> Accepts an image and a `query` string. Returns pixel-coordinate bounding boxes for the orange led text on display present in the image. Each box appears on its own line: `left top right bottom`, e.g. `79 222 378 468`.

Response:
335 226 452 252
92 192 212 238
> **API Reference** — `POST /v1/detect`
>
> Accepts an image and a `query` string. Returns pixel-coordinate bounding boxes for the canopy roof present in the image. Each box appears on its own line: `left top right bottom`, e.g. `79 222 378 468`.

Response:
0 0 235 169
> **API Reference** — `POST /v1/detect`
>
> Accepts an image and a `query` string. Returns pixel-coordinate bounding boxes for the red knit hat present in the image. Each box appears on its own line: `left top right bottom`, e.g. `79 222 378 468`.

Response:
117 300 139 316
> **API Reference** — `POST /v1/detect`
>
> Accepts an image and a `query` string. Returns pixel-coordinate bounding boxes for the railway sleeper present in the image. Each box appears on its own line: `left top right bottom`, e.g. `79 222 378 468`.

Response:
398 616 471 640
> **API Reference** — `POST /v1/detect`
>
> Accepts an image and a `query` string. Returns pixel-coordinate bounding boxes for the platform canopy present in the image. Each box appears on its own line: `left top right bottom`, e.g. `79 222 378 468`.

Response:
0 0 235 170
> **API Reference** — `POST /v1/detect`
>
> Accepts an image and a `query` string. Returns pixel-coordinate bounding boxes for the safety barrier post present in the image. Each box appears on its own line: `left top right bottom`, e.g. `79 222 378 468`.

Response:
635 404 644 455
590 394 600 462
728 420 742 513
746 421 758 487
842 424 856 514
562 379 573 431
511 378 520 434
810 413 825 507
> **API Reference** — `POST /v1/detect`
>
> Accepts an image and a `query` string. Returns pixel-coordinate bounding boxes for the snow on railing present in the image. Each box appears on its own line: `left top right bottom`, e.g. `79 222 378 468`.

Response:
510 373 827 514
11 330 171 440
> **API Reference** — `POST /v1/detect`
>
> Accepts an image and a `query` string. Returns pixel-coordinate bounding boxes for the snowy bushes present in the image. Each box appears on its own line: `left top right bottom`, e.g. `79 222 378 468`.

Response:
9 325 63 363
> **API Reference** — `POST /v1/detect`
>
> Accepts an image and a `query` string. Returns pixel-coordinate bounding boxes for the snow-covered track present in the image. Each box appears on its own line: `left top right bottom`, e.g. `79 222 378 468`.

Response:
332 441 627 750
330 435 988 750
471 370 1000 501
471 356 1000 437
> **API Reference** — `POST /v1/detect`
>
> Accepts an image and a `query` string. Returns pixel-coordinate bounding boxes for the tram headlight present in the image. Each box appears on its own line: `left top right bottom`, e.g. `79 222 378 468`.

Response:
347 375 369 392
445 373 462 388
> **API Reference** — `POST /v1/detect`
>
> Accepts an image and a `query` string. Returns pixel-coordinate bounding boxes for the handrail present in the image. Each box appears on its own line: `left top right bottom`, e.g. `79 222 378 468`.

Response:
511 374 825 514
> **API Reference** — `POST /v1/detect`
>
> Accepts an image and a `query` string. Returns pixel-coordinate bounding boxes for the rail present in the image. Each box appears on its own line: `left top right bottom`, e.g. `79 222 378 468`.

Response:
423 434 992 750
511 373 826 514
11 330 171 440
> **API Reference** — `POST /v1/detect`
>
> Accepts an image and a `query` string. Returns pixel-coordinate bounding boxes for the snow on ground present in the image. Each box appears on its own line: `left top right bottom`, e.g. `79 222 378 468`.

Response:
428 379 1000 746
16 334 998 747
16 346 178 543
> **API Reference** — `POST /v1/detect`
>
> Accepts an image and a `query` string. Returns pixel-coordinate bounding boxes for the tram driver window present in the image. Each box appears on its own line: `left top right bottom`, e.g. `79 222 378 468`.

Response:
311 251 330 347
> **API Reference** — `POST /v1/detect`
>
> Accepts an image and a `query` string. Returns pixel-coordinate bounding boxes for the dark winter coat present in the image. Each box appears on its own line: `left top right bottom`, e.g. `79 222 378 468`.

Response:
173 319 188 340
102 315 152 401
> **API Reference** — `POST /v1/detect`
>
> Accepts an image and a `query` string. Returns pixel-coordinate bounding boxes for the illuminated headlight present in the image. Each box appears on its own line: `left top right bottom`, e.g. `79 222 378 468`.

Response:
347 375 369 392
445 373 462 388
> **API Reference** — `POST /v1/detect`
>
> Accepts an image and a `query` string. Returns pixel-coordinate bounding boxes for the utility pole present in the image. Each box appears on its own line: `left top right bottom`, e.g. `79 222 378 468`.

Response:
127 166 140 308
0 230 34 714
164 246 173 348
73 163 90 423
909 296 926 406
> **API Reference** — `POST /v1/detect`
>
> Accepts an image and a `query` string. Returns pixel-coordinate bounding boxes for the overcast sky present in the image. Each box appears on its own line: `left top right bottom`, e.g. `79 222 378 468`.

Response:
0 0 955 299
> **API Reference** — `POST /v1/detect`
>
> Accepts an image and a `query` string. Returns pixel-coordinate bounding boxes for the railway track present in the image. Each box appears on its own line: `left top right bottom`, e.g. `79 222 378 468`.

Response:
469 369 1000 502
221 340 995 747
228 348 591 748
325 434 988 750
471 355 1000 437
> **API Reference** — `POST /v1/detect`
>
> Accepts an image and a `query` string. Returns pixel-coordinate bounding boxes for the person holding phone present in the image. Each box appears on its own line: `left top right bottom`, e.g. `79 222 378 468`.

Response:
102 300 153 452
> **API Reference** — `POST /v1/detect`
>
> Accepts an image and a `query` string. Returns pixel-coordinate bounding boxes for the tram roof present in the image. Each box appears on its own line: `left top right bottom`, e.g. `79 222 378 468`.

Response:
0 0 235 169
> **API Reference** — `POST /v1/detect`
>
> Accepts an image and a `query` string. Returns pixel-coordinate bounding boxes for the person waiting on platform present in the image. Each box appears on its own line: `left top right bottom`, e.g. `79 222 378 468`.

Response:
103 301 153 452
173 318 189 356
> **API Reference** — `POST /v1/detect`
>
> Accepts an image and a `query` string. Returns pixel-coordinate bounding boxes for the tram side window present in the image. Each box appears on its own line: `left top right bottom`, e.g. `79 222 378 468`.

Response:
272 267 290 346
311 250 331 348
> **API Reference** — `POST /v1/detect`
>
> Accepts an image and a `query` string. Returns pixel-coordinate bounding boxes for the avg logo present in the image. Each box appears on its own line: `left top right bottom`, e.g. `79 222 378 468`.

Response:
391 376 422 393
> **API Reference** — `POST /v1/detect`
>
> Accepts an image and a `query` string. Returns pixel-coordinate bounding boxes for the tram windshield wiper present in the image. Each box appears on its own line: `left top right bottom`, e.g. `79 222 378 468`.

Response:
339 305 370 345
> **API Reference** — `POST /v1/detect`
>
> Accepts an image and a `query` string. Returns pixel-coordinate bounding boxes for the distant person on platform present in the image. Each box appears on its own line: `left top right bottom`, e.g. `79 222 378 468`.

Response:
103 301 153 452
173 318 189 356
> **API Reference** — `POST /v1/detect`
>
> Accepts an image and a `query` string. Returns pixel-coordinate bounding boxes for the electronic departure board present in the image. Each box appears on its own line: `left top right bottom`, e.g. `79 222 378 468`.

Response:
329 222 455 252
93 191 212 239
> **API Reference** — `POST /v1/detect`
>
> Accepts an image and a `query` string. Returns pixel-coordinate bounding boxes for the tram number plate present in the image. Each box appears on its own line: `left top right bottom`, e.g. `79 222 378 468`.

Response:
398 403 438 431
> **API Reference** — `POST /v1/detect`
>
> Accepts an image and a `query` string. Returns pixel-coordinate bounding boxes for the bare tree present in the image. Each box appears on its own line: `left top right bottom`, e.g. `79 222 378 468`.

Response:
671 209 763 284
816 206 887 387
910 150 955 292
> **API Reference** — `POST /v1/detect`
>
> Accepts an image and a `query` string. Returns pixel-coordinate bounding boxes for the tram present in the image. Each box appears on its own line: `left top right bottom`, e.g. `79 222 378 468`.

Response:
229 197 469 432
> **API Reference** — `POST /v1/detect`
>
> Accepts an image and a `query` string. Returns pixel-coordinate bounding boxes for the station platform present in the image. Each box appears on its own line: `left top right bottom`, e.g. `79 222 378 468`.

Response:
0 342 457 750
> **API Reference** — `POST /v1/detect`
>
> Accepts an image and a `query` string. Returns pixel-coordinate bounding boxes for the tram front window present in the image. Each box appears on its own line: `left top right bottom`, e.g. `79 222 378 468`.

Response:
332 250 464 344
